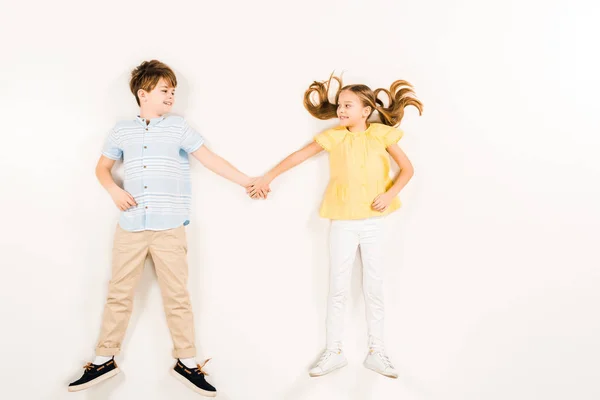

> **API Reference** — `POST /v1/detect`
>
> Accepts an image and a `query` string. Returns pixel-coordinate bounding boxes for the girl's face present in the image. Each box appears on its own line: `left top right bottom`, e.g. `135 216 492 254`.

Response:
337 90 371 128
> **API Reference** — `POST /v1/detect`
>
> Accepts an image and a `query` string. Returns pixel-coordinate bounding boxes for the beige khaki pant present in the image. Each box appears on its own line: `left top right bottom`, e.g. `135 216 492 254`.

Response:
95 224 196 359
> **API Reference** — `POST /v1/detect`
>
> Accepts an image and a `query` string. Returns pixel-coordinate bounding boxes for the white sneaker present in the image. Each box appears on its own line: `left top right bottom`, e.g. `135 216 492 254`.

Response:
308 349 348 377
364 349 398 379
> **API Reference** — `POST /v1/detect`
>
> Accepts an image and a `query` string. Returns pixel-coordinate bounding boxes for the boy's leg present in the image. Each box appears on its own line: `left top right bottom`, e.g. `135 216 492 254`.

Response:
148 226 196 359
95 225 149 357
150 226 217 396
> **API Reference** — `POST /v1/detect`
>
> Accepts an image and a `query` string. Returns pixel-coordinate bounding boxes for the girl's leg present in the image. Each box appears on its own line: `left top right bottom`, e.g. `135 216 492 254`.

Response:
359 217 398 379
326 220 360 350
358 217 386 349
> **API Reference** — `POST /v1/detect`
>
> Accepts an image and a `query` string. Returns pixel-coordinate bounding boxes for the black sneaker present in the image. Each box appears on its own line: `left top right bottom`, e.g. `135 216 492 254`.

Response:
68 358 120 392
171 359 217 397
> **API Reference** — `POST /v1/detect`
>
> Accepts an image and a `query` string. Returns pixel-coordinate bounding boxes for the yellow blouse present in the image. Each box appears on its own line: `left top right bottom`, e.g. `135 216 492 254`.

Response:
314 123 403 220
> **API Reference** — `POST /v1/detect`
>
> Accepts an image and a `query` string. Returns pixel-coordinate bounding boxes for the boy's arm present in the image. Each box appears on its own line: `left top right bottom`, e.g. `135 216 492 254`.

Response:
191 146 252 187
95 155 137 211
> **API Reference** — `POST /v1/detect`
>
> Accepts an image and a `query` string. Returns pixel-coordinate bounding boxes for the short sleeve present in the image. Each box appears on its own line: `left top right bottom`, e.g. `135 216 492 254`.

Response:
314 128 345 152
314 131 333 152
180 120 205 153
101 129 123 160
382 127 404 148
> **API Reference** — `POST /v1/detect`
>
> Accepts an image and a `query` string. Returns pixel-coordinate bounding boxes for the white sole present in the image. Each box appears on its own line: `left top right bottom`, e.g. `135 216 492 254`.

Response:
68 368 121 392
364 364 398 379
170 369 217 397
309 360 348 377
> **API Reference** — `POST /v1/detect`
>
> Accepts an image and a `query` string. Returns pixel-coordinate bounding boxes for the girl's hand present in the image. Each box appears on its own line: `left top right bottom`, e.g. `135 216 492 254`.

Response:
247 177 271 199
371 191 394 212
109 187 137 211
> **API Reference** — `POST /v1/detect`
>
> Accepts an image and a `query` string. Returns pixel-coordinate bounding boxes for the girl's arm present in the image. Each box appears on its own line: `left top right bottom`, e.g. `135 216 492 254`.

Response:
372 143 414 212
248 141 323 198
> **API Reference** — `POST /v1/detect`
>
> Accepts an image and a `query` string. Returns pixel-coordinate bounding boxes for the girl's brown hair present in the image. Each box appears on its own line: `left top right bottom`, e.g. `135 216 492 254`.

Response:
303 74 423 127
129 60 177 106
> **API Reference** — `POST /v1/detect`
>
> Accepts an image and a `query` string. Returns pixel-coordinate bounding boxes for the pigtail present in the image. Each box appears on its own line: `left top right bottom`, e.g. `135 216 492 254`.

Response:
303 74 342 120
374 80 423 127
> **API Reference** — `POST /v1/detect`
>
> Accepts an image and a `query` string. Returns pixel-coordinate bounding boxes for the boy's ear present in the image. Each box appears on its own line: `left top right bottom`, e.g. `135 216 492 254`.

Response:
138 89 147 103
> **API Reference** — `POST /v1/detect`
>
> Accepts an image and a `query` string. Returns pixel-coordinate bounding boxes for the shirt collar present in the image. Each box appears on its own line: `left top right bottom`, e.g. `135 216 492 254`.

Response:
136 114 167 127
344 123 372 136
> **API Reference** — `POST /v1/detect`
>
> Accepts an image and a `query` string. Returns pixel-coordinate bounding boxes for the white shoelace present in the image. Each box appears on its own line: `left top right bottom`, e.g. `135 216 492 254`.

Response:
373 350 394 369
316 350 338 366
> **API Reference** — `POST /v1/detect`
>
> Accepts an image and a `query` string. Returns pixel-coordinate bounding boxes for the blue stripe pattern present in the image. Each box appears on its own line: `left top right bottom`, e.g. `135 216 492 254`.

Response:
102 115 204 232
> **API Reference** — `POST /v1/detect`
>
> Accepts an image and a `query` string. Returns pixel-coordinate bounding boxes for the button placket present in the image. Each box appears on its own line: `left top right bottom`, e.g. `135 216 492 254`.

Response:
142 126 148 210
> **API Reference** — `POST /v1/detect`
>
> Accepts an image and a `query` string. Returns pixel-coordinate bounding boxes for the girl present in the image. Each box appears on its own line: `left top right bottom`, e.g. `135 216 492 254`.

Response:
249 75 422 379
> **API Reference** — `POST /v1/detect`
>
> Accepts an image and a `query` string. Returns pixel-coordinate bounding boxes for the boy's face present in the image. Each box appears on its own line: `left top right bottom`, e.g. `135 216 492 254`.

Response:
337 90 370 128
138 78 175 115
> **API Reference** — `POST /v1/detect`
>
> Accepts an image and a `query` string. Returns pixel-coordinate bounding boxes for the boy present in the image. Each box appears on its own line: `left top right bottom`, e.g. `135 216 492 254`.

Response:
68 60 258 396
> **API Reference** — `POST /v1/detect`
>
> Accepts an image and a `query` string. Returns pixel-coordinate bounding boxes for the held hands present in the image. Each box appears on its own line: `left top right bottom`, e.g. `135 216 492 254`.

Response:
245 176 271 200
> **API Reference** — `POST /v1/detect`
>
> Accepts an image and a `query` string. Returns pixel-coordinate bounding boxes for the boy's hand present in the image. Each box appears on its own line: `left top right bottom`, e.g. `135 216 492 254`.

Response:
371 191 393 212
247 177 271 199
108 187 137 211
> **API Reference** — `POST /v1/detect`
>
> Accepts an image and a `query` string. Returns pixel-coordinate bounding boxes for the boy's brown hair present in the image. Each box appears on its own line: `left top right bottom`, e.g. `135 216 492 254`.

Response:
129 60 177 106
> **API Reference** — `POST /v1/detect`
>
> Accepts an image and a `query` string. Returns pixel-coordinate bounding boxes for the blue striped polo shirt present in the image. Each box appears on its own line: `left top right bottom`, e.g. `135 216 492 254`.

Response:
101 114 204 232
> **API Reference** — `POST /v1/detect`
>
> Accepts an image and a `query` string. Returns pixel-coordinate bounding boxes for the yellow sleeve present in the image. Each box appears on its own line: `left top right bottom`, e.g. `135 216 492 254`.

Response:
381 126 404 148
314 128 344 152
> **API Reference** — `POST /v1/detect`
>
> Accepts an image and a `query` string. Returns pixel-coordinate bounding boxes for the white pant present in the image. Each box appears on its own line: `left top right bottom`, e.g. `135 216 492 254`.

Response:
326 217 386 350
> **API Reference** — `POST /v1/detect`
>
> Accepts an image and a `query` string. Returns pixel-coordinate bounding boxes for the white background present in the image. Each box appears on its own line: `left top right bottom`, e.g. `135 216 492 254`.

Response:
1 0 599 399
